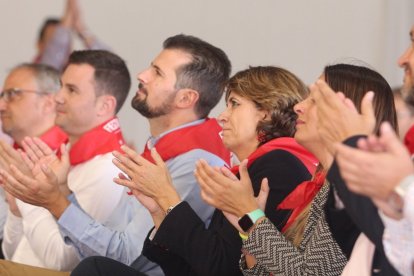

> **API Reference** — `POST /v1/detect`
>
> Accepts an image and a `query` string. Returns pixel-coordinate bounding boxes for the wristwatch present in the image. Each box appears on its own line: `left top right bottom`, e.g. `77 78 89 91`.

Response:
238 209 265 232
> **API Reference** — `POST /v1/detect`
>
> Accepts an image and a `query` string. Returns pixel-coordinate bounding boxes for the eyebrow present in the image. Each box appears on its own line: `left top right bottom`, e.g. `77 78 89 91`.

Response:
226 95 240 103
410 30 413 41
65 83 79 91
151 62 165 77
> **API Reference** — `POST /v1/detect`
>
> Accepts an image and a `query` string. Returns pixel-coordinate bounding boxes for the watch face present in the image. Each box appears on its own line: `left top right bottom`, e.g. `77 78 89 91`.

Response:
238 214 254 232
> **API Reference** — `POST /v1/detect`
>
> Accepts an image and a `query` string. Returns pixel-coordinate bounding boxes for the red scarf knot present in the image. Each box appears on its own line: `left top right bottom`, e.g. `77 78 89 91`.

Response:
277 171 326 232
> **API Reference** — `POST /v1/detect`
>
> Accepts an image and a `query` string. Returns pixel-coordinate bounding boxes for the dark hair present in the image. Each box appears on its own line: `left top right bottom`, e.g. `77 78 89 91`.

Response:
285 64 399 246
324 64 398 134
226 66 308 145
67 50 131 113
163 34 231 118
38 18 60 43
12 63 60 93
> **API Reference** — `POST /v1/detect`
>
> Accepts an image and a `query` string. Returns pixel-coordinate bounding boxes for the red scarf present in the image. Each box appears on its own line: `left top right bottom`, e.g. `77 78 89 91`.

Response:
69 117 125 166
278 171 326 232
230 137 318 175
141 118 230 165
404 124 414 154
13 126 68 151
229 137 321 233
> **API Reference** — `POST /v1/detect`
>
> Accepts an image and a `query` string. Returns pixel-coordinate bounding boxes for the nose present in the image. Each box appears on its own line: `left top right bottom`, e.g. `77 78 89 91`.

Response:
217 106 230 126
294 99 306 115
137 68 151 84
54 88 65 104
398 46 412 68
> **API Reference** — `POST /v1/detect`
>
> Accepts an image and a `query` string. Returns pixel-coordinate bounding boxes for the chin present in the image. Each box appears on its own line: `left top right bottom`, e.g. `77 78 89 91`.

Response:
293 133 305 145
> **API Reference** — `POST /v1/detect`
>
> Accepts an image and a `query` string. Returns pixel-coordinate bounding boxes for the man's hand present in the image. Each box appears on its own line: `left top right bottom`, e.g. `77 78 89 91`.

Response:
335 122 414 200
21 137 70 192
0 140 31 176
0 162 69 219
113 145 181 212
61 0 75 28
117 172 166 228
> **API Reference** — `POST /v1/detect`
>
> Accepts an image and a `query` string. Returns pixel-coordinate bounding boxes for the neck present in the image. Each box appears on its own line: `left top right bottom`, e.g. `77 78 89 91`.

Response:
68 115 114 146
68 134 80 145
13 119 56 146
306 142 333 171
233 141 259 162
148 110 199 137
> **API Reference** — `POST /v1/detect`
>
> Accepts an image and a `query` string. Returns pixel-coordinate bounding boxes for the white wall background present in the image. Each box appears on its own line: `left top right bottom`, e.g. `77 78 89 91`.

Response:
0 0 413 150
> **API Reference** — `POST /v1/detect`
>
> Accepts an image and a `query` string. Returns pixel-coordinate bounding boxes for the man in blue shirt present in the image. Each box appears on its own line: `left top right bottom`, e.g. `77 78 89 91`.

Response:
0 34 231 276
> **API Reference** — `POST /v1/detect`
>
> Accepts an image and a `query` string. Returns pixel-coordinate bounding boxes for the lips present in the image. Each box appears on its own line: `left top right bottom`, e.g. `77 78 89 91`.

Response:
56 108 66 114
296 119 305 125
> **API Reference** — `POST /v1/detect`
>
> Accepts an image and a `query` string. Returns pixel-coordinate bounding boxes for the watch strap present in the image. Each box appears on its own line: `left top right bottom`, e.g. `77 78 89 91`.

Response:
248 209 265 224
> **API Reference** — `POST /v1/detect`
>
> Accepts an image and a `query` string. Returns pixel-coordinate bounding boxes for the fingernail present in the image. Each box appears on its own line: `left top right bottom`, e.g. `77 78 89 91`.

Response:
366 91 374 101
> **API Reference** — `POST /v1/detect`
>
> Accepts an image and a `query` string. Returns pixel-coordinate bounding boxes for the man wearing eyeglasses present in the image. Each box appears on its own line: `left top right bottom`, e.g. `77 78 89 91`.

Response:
0 63 67 261
0 50 133 273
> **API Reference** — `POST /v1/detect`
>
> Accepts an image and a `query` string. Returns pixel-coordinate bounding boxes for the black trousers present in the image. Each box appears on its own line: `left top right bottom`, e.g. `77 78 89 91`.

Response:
71 256 147 276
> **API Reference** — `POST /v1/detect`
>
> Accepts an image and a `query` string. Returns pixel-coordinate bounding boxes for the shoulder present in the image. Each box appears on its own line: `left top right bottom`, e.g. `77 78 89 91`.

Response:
167 149 227 171
253 149 309 168
249 149 310 178
68 152 121 189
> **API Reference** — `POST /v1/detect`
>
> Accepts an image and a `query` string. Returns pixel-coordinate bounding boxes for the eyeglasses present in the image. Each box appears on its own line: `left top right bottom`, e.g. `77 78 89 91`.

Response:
0 88 50 103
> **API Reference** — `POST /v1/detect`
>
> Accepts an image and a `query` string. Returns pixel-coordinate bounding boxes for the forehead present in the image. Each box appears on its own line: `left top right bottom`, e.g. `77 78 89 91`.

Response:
62 64 95 84
226 91 252 104
227 91 243 100
153 49 192 74
4 68 37 89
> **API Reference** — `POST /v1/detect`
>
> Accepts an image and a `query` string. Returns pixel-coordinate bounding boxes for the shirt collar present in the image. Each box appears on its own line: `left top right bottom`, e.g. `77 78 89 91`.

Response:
146 119 206 149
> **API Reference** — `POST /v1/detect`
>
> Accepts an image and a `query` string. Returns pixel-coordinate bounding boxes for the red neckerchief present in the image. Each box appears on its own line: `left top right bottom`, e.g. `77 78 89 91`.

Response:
230 137 318 175
404 124 414 154
277 171 326 232
69 117 125 166
141 118 231 165
13 126 68 152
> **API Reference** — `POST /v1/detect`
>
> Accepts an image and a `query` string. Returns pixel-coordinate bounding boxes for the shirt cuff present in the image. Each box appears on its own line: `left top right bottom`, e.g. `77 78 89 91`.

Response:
148 228 157 241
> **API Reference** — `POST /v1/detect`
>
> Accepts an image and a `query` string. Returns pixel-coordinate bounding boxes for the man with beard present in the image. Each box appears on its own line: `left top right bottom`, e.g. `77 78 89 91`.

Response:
399 27 414 155
0 34 231 276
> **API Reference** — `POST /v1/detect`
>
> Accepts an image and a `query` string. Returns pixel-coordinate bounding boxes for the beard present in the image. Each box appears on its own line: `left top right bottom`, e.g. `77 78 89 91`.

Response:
131 85 176 118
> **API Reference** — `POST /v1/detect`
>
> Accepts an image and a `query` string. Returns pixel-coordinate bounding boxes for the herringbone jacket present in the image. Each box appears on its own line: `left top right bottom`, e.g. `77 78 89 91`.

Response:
240 183 348 276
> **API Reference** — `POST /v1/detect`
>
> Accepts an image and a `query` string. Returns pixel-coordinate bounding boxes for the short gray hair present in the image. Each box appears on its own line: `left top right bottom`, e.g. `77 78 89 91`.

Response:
11 63 60 93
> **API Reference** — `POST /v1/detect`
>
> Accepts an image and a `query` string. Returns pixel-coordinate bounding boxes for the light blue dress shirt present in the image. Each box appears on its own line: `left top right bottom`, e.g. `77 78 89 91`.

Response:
58 119 227 275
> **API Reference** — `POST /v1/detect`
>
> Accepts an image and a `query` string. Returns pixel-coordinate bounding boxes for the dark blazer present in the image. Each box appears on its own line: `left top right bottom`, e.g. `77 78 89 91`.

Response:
327 136 400 276
143 149 312 276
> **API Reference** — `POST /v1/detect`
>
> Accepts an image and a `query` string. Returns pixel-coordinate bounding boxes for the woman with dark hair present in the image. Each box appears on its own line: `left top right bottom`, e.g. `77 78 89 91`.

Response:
196 63 399 275
88 66 318 276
